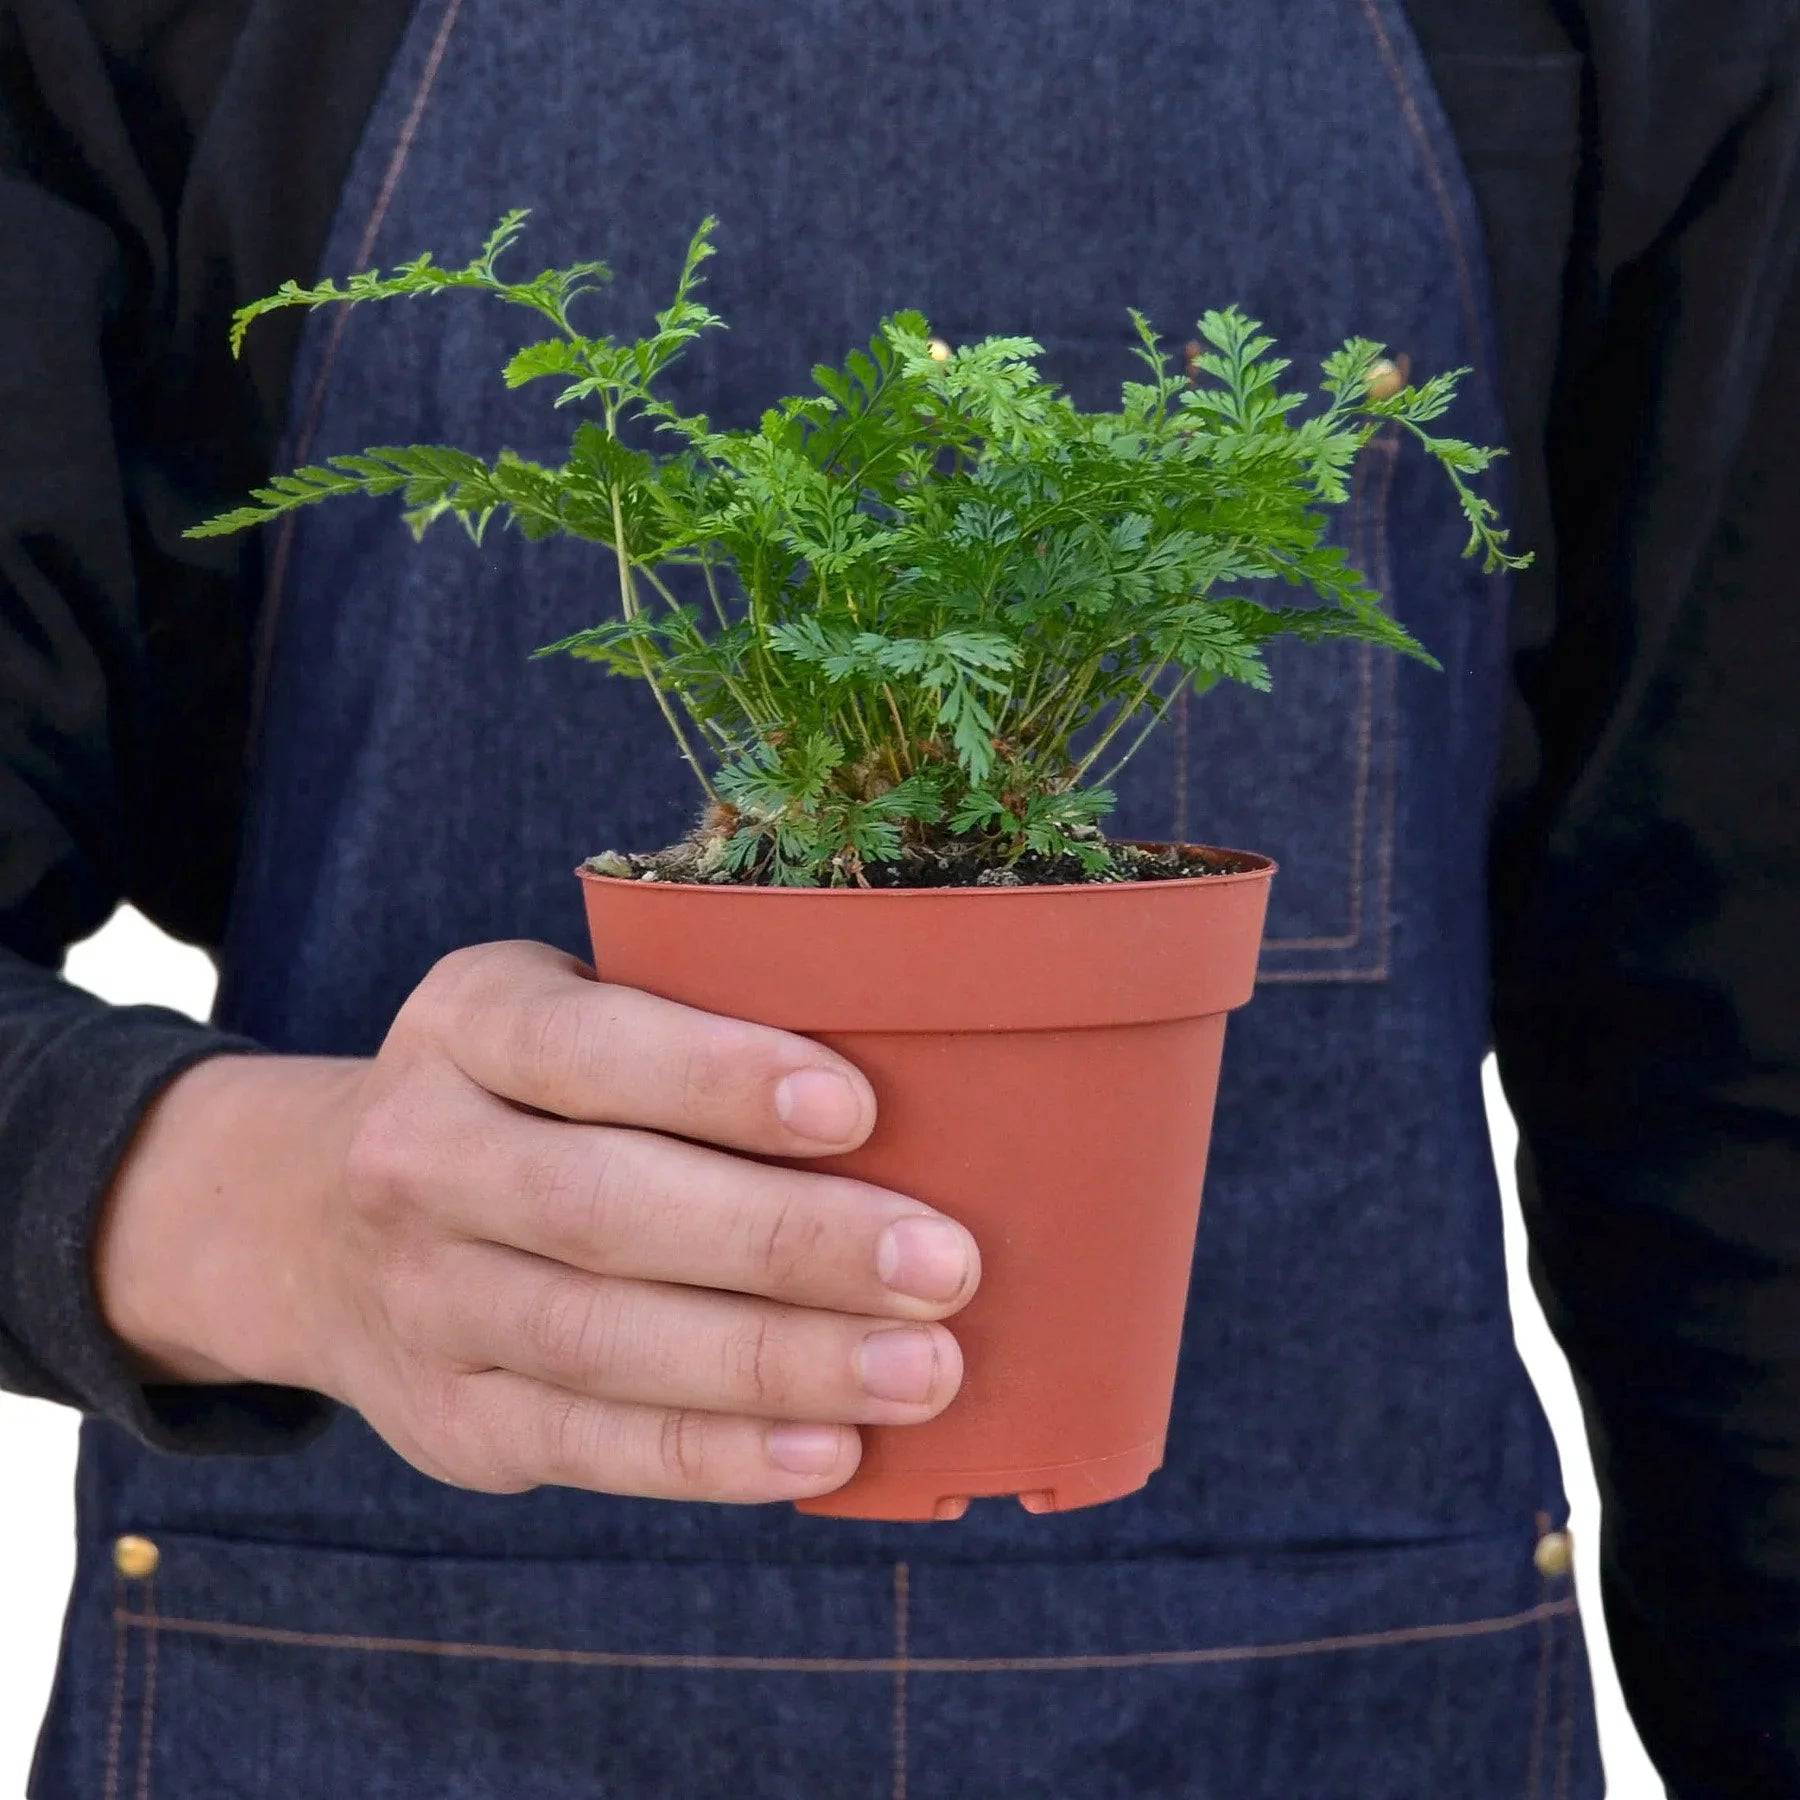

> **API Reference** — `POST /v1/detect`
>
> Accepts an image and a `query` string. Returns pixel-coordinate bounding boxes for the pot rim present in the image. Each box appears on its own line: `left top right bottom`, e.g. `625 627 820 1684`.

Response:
575 842 1276 897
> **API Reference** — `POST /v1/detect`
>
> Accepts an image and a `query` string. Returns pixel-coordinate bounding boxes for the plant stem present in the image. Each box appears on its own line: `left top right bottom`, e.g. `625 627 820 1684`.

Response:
606 466 721 804
882 685 916 774
635 564 770 730
1000 661 1043 738
837 582 916 776
843 691 879 759
1070 657 1174 782
1035 654 1108 754
699 555 732 632
1011 656 1089 742
1085 684 1181 790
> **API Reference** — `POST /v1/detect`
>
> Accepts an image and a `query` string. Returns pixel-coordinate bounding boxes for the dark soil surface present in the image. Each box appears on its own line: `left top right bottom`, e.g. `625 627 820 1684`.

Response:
585 838 1259 889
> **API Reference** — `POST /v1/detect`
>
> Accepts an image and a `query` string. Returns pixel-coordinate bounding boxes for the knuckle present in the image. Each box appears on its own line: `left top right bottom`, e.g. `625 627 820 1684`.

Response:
410 944 495 1030
543 1392 609 1485
423 943 482 994
674 1021 742 1121
414 1366 468 1452
513 1144 579 1239
433 940 529 994
373 1252 439 1349
671 1013 798 1138
418 1376 534 1496
723 1314 784 1411
405 942 552 1053
519 1275 615 1385
516 1136 631 1267
441 1458 533 1497
513 988 615 1099
342 1100 422 1226
656 1407 718 1493
747 1192 831 1293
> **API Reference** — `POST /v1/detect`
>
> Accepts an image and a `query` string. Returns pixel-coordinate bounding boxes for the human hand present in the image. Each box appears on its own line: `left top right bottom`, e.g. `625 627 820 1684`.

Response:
97 941 980 1504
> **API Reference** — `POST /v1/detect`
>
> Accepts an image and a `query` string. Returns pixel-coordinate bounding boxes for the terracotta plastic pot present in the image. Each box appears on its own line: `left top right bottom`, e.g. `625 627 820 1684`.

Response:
577 845 1275 1522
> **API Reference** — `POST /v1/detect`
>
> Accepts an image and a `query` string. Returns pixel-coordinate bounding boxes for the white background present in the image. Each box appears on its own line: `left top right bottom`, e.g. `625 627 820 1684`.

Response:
0 909 1660 1795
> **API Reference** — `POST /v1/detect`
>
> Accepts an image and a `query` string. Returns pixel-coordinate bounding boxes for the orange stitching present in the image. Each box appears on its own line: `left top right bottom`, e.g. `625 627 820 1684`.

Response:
1260 453 1369 953
1257 965 1391 985
1257 638 1365 950
1269 0 1500 974
250 0 468 746
134 1573 159 1800
1554 1604 1576 1800
1365 433 1402 981
1352 0 1483 364
1329 446 1375 948
1260 430 1400 966
116 1597 1575 1675
1263 440 1379 953
892 1564 910 1800
1525 1579 1551 1798
103 1572 127 1800
1346 437 1368 957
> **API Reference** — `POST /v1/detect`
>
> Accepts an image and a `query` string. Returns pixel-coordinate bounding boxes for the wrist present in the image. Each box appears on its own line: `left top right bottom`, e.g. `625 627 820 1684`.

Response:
95 1052 366 1396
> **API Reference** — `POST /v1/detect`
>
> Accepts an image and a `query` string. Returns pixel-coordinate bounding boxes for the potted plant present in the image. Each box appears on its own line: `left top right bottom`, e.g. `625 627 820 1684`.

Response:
192 216 1525 1520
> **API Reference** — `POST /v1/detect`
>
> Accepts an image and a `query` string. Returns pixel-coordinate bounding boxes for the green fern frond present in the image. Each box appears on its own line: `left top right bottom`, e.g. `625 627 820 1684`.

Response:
190 212 1528 883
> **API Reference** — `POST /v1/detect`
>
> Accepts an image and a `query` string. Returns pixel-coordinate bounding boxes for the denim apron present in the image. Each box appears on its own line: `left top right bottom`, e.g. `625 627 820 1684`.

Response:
34 2 1606 1793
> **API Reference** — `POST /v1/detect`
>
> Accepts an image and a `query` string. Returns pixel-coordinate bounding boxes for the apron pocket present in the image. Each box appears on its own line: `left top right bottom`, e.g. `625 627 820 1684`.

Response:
37 1523 1594 1798
944 325 1406 984
1135 427 1404 986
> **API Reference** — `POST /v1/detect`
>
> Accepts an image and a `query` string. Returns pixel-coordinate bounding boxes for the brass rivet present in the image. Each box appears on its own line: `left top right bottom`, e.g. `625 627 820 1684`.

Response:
1365 354 1410 401
926 337 953 363
1533 1528 1574 1579
113 1534 161 1581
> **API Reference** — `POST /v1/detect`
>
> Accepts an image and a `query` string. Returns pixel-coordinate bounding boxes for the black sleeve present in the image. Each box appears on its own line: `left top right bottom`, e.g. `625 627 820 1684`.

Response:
1487 5 1800 1790
0 0 403 1452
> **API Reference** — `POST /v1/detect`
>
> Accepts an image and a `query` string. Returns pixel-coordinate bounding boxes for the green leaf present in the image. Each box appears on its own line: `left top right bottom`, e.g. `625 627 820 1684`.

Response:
950 790 1010 834
202 212 1527 880
505 339 591 388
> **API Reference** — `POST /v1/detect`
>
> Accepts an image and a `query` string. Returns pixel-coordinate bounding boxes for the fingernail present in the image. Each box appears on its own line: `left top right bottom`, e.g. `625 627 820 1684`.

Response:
877 1216 974 1303
774 1069 863 1144
857 1327 941 1403
766 1423 847 1474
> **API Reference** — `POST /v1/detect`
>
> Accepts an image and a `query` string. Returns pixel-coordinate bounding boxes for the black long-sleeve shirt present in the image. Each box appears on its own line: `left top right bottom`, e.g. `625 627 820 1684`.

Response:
4 2 1799 1788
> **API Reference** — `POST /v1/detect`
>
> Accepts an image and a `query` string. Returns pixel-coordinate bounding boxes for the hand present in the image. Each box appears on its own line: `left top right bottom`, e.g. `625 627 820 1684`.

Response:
96 941 980 1505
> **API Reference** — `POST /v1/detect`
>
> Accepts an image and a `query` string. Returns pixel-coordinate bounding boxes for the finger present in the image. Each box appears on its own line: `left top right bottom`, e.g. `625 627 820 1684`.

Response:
417 941 875 1155
451 1367 863 1503
434 1106 980 1321
431 1242 965 1425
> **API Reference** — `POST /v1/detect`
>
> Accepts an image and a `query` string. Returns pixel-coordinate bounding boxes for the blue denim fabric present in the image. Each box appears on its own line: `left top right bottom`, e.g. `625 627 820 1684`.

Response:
35 0 1604 1792
40 1530 1589 1798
